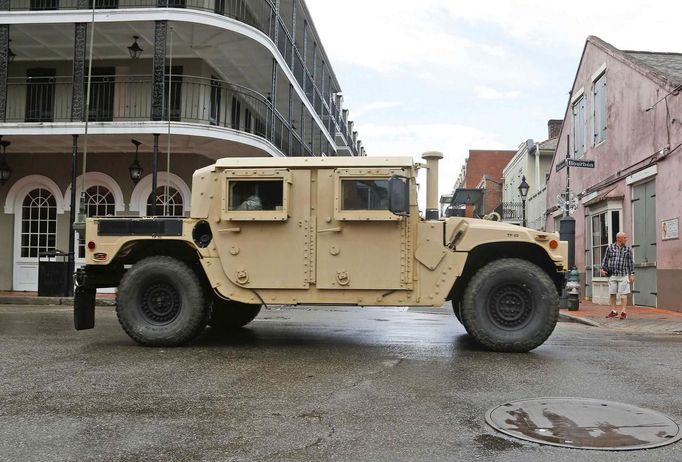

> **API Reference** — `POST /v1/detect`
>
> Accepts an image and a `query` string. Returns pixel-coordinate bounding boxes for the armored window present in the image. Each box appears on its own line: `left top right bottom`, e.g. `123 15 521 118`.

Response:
333 168 407 221
221 169 290 221
341 179 389 210
227 180 284 211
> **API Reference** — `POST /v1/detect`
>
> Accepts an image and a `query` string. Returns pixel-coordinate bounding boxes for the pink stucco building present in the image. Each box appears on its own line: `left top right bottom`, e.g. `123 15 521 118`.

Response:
546 36 682 312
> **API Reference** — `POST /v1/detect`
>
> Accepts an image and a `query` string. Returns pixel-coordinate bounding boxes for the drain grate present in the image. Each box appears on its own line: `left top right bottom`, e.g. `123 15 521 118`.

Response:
486 397 682 451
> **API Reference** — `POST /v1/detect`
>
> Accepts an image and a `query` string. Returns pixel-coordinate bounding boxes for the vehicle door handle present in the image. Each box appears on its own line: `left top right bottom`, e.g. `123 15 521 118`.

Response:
318 227 342 233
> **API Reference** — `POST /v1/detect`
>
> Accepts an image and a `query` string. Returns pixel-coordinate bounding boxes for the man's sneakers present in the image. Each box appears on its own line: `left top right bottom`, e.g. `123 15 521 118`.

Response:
605 310 628 319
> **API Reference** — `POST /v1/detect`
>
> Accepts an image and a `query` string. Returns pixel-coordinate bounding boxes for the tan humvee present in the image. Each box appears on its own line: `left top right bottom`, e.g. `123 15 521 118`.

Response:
74 152 568 352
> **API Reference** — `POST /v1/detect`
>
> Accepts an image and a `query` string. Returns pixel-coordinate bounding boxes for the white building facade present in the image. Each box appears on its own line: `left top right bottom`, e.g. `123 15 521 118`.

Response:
0 0 363 291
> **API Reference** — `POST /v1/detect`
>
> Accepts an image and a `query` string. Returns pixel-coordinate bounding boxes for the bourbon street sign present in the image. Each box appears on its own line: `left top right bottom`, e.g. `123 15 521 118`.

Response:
556 158 595 172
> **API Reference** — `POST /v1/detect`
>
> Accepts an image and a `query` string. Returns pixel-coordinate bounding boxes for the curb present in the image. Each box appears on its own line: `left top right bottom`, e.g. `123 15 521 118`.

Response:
559 312 601 328
0 296 116 307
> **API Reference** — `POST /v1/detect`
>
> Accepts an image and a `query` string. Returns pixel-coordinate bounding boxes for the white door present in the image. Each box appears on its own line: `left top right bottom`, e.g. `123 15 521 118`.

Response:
13 188 58 291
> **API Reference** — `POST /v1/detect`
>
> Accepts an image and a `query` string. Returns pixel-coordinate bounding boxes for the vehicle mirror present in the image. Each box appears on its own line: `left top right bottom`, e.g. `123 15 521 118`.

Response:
388 175 410 216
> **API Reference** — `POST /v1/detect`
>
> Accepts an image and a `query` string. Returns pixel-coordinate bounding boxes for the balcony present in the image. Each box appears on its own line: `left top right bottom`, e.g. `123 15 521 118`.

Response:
498 201 524 222
4 0 350 148
4 74 313 156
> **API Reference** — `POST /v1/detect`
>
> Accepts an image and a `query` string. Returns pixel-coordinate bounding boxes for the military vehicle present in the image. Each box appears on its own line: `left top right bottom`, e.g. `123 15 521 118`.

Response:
74 152 568 352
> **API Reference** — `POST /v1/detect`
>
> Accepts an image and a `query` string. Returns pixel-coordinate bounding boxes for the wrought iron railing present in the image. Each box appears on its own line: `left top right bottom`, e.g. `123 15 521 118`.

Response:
5 74 318 156
499 201 524 222
5 0 352 151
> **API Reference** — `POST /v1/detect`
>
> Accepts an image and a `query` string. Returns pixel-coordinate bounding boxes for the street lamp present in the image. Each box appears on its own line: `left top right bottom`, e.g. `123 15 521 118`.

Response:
518 175 530 227
129 139 143 184
127 36 143 59
8 39 16 64
0 139 12 186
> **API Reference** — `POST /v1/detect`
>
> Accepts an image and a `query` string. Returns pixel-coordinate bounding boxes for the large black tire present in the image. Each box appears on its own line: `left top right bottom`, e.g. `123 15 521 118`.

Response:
452 300 464 325
209 299 261 330
116 256 209 346
460 258 559 352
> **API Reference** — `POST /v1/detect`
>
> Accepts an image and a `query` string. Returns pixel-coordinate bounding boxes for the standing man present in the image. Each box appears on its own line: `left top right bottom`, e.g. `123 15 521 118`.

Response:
600 232 635 319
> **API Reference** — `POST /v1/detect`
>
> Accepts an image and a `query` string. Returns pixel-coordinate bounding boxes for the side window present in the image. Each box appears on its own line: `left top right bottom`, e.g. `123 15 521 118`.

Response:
227 180 284 211
333 168 406 221
341 179 389 210
221 169 290 221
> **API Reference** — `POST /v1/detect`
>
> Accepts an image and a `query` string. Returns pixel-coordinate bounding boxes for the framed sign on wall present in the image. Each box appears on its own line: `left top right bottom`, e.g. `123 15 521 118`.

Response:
662 218 679 241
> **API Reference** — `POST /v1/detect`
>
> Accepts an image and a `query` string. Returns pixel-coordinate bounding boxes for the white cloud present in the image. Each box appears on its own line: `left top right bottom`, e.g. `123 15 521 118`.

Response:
361 123 507 204
307 0 682 76
304 0 682 210
474 85 521 100
351 101 404 118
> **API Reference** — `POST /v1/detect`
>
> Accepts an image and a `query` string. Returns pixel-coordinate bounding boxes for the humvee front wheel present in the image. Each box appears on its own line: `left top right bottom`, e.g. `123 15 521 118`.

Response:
116 256 209 346
461 258 558 352
209 299 261 330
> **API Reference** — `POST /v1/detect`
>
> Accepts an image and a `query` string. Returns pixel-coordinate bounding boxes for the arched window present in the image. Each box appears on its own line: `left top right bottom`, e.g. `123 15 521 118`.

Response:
84 185 116 217
21 188 57 258
78 185 116 258
146 186 184 217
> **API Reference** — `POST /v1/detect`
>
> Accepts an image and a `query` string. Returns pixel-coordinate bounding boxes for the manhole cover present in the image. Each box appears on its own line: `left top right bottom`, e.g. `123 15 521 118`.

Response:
486 398 682 450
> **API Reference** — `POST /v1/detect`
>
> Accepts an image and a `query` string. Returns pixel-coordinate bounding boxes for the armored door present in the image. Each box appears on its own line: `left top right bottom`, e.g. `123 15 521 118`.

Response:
214 168 313 289
315 168 411 290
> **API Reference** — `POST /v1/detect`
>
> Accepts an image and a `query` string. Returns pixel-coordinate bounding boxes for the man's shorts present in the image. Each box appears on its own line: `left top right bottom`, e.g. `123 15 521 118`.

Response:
608 275 631 296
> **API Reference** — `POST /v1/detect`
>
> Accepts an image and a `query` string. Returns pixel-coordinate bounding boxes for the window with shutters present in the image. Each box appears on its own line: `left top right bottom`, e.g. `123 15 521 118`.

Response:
572 95 586 159
593 72 607 145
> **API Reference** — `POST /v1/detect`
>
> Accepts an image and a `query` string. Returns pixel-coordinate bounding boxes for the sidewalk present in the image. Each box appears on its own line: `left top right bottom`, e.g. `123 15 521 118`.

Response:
0 291 116 306
560 299 682 335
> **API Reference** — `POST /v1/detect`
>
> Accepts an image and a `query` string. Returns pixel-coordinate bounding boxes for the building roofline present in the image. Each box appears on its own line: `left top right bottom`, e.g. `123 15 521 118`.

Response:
587 35 680 90
548 35 680 181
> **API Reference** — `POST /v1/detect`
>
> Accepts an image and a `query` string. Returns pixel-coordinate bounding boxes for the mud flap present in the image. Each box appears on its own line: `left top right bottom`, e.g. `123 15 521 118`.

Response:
74 286 96 330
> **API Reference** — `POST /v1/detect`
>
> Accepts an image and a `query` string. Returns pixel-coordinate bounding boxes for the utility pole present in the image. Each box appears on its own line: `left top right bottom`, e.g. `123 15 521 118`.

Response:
559 134 575 269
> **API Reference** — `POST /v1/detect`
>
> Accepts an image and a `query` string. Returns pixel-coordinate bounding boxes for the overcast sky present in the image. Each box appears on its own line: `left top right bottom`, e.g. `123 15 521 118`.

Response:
305 0 679 199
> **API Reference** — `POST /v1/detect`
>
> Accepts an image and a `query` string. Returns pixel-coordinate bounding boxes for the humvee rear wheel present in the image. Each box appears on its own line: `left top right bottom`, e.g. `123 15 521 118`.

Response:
209 299 261 330
116 256 208 346
452 301 464 325
461 258 558 352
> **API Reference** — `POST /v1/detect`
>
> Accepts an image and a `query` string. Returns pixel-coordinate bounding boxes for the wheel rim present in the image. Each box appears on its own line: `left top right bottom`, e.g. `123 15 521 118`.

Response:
487 283 533 329
140 280 181 325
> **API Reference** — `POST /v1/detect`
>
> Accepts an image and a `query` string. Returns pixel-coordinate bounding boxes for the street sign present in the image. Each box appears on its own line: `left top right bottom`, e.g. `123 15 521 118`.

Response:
556 158 595 172
557 193 577 215
567 159 595 168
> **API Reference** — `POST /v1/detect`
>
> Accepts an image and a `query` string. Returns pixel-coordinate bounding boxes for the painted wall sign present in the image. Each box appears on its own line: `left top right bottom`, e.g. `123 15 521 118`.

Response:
662 218 679 241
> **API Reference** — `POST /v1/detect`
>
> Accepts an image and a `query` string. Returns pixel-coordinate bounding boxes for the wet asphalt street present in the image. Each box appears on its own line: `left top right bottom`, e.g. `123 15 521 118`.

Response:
1 304 681 462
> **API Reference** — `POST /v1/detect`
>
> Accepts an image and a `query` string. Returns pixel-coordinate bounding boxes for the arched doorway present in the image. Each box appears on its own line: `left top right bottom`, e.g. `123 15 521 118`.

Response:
5 175 65 291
